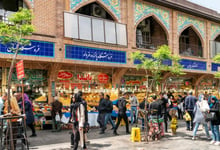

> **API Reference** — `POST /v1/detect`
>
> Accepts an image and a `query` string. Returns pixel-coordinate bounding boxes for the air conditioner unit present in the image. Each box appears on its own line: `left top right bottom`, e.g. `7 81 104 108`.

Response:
92 4 106 18
142 20 150 32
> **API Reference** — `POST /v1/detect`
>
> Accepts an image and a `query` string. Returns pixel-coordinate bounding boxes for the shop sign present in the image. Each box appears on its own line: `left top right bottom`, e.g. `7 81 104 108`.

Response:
16 60 25 79
77 74 92 81
180 59 206 71
126 80 141 85
71 83 82 89
98 73 109 84
65 45 126 64
211 63 220 72
134 54 172 66
139 85 146 89
0 40 54 58
58 71 73 79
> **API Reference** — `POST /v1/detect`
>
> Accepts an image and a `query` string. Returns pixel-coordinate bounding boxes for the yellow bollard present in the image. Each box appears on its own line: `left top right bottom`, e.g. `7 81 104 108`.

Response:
131 127 141 142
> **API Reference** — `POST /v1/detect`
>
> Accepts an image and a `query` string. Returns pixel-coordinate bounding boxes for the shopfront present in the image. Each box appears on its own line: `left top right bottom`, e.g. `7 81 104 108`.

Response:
9 68 48 101
56 70 118 107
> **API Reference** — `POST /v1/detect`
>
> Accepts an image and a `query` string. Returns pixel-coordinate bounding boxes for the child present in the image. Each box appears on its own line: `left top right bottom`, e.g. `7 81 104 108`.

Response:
169 109 178 135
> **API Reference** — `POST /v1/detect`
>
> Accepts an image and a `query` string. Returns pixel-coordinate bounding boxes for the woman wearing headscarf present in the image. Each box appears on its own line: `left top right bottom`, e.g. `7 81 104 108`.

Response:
209 96 220 145
192 94 210 140
17 93 37 137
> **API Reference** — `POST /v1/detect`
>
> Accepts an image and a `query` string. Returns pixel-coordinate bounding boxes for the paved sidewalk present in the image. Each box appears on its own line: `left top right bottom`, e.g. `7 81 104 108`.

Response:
29 121 220 150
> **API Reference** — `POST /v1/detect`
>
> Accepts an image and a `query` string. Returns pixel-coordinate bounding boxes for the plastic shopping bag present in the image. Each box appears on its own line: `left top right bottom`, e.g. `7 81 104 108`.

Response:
55 114 61 122
184 112 191 121
61 115 69 124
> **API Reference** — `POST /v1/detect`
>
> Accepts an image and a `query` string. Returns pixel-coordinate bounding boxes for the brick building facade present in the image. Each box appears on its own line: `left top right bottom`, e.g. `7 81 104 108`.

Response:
0 0 220 102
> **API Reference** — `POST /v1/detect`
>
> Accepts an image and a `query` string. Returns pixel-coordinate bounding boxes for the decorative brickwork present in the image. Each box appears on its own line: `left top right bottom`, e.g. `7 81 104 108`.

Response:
70 0 121 20
211 24 220 40
134 1 170 30
177 14 205 39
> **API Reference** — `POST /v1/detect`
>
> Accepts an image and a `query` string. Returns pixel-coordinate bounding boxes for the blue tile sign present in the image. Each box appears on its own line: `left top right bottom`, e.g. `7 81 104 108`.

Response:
180 59 206 71
134 54 172 66
0 40 54 57
211 63 220 72
65 45 126 64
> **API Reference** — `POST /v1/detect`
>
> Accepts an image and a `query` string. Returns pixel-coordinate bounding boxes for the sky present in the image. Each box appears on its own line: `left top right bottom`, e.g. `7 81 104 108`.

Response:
188 0 220 13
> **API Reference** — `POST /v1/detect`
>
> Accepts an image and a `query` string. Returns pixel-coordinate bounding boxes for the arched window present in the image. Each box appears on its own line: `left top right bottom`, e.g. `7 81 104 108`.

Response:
211 34 220 58
136 16 168 50
76 2 114 21
179 27 203 57
0 0 27 22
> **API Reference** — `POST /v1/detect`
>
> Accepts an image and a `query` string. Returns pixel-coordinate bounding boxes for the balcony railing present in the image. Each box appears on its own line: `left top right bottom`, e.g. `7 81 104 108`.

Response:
64 12 127 46
210 40 220 58
136 36 168 50
179 42 203 57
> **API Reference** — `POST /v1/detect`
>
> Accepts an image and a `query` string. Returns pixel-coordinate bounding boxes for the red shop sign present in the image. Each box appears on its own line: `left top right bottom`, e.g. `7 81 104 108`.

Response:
58 71 73 79
98 73 109 84
16 60 25 79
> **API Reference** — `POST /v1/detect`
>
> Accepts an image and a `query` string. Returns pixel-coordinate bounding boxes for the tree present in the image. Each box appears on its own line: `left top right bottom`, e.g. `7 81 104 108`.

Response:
213 54 220 78
131 45 184 141
0 8 34 150
0 8 34 113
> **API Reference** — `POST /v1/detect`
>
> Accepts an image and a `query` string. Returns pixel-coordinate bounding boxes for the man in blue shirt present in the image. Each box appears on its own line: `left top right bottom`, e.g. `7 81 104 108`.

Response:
185 91 197 131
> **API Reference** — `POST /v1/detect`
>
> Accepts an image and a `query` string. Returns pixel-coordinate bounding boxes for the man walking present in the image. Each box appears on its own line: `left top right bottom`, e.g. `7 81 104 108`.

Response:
185 91 197 131
113 92 130 135
130 92 139 125
159 92 169 133
51 96 63 132
97 92 107 134
104 94 115 130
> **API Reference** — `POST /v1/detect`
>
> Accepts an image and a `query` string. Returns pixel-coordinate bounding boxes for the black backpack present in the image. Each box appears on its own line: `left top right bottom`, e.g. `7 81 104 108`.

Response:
118 98 126 112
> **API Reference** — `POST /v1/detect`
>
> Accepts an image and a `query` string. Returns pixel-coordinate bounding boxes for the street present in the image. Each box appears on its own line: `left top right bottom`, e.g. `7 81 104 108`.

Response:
27 120 220 150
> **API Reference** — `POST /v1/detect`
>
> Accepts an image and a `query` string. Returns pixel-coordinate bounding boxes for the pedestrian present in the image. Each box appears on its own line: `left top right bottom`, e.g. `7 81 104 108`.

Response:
169 108 178 135
185 91 197 131
149 95 163 138
51 96 63 132
97 92 107 134
113 92 130 135
192 94 211 140
104 94 115 130
70 94 77 148
209 96 220 145
16 93 37 137
130 92 139 125
159 92 169 133
149 95 162 119
177 95 183 119
77 91 89 149
0 95 3 115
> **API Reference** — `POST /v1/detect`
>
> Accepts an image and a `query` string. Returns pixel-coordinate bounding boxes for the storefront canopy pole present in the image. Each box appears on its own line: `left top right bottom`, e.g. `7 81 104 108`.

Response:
22 79 25 115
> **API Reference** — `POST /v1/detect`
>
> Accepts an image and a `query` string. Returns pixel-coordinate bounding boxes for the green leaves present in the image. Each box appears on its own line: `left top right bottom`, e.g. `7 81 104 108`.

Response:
213 54 220 78
0 8 34 51
131 45 185 86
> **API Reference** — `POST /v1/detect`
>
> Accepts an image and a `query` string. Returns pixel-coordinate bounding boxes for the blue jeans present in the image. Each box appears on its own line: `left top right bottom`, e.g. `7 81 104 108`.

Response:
130 106 138 124
210 123 220 142
193 122 210 137
104 113 115 128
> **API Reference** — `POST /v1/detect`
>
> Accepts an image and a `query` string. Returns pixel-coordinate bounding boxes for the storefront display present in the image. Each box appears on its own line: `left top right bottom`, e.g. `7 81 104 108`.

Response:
56 71 118 108
10 69 48 102
198 78 219 98
120 75 147 102
0 68 2 96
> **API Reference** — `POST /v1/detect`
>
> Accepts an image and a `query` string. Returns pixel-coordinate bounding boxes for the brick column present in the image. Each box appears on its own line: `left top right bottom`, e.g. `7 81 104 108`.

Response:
206 21 211 72
112 68 128 93
47 63 62 104
127 0 135 49
172 11 178 55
